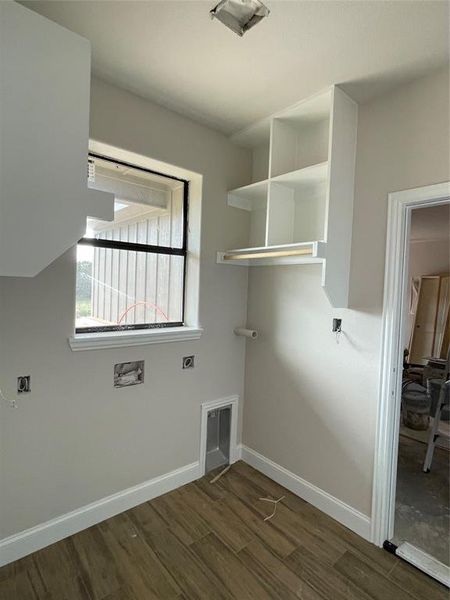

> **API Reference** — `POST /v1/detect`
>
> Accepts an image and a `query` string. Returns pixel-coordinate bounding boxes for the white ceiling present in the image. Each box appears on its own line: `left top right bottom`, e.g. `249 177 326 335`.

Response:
22 0 449 135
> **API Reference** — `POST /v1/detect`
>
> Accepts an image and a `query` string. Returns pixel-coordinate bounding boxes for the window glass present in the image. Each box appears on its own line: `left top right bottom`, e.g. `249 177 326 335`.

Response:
76 155 187 333
76 246 184 330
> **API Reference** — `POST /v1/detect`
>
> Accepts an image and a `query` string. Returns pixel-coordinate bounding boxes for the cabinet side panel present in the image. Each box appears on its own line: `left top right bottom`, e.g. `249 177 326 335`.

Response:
323 88 358 307
0 2 92 276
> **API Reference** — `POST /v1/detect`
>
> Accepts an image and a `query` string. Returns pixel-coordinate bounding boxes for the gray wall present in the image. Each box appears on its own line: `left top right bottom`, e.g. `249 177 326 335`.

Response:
242 67 450 516
0 78 251 538
1 68 448 541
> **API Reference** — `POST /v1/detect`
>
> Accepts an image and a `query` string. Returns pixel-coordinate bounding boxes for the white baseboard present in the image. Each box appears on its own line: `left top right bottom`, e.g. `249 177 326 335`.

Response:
240 445 371 541
0 445 373 568
0 461 200 567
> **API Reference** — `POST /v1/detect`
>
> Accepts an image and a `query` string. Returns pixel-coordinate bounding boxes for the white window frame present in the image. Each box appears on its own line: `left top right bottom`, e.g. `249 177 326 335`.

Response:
69 140 203 351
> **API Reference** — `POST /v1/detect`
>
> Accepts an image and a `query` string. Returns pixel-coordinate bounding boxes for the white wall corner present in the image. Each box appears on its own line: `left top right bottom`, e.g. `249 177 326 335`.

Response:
0 461 200 568
240 445 372 542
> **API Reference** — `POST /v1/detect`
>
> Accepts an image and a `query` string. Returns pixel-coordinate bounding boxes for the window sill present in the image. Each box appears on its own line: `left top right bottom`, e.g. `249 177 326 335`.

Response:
68 326 203 351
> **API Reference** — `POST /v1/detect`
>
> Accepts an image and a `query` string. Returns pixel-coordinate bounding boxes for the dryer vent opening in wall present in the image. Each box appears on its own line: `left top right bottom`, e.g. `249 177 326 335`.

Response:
206 406 231 473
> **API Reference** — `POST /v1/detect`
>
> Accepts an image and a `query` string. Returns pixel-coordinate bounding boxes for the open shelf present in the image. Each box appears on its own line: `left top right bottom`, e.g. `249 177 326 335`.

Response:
228 180 268 247
228 179 269 211
267 162 328 246
217 241 326 267
271 161 328 190
231 118 271 184
268 184 326 246
270 90 331 178
221 85 358 307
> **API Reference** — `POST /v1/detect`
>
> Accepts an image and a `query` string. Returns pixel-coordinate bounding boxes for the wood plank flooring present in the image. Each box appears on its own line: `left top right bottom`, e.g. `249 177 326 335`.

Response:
0 461 447 600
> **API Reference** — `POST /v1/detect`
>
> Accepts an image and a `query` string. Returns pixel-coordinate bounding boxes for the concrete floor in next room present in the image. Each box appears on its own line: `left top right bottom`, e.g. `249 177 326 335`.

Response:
1 461 447 600
395 434 450 566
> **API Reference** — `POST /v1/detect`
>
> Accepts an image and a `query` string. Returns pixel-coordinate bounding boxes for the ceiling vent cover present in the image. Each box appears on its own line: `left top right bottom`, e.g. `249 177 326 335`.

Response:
210 0 270 37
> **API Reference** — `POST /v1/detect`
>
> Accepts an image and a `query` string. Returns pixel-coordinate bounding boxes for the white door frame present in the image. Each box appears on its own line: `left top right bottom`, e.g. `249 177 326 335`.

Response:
371 181 450 546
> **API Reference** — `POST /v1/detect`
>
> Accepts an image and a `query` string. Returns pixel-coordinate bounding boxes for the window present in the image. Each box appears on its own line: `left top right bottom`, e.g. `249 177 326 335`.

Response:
76 154 188 333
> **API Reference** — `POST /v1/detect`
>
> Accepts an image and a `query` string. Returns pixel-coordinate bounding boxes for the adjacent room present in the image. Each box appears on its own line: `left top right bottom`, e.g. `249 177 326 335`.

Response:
395 204 450 566
0 0 449 597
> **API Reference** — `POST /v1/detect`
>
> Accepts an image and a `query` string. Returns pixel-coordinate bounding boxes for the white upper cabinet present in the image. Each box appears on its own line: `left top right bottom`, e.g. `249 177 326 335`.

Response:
219 86 358 308
0 1 113 277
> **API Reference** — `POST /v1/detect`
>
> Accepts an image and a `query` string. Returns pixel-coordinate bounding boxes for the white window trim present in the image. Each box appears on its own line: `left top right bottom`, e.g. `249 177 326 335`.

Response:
69 140 203 351
69 326 203 351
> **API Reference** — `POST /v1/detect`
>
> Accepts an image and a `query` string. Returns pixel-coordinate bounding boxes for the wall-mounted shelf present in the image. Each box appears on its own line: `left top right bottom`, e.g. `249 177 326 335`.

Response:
231 118 272 185
219 86 358 308
270 161 328 189
228 179 269 210
217 241 326 267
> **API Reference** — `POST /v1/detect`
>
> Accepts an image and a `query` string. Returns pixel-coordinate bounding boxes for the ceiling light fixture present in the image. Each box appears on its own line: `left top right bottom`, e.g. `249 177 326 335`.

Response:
210 0 270 37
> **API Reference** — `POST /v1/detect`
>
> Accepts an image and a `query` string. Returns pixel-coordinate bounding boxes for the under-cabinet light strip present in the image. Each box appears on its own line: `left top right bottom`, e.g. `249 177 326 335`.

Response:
223 248 313 261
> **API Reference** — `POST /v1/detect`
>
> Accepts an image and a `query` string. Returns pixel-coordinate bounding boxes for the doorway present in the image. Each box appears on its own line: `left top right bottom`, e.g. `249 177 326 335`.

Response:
371 182 450 586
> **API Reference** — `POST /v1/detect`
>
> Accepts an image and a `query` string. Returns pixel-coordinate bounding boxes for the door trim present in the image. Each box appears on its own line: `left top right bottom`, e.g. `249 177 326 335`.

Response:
371 181 450 546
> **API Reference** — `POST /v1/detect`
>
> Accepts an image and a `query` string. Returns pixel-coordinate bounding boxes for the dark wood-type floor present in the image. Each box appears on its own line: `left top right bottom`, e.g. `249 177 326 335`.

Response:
0 461 447 599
